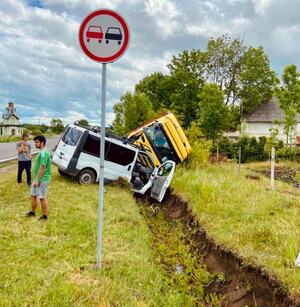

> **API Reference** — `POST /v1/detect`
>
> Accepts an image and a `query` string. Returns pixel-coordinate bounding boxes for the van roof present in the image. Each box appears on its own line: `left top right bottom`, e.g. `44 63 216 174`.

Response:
70 121 152 154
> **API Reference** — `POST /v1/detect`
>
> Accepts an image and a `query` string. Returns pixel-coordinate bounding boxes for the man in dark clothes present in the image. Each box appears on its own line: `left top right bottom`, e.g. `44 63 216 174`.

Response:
16 133 32 185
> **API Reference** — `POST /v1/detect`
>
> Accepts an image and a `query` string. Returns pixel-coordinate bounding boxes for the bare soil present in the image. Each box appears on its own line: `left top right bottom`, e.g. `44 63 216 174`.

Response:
139 191 298 306
256 166 298 185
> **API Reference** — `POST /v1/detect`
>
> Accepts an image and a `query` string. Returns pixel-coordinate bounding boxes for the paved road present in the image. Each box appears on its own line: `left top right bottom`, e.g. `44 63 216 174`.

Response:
0 136 60 162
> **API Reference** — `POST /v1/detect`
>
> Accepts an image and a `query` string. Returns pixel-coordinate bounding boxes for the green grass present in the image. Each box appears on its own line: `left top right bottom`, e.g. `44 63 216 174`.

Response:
0 167 187 306
172 162 300 299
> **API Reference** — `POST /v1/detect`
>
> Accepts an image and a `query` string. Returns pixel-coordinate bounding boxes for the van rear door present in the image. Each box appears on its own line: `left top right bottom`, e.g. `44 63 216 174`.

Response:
150 160 175 202
52 126 83 169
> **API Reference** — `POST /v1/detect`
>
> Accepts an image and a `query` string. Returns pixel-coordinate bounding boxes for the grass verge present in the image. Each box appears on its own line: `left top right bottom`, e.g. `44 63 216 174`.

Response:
172 162 300 299
0 166 187 306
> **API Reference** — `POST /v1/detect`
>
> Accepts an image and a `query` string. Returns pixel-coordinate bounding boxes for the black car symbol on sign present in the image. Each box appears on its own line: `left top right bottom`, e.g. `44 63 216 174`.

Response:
105 27 122 45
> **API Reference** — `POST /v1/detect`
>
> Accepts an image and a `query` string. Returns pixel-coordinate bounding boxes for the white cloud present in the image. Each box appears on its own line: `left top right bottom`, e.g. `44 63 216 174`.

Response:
1 0 300 127
252 0 272 14
144 0 179 38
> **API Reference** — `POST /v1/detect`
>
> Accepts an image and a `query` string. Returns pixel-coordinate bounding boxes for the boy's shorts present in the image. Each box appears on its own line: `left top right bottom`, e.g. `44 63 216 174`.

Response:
31 182 48 199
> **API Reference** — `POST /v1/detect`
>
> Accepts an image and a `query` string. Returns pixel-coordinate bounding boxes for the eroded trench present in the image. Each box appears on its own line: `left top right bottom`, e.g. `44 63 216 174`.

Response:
134 190 297 306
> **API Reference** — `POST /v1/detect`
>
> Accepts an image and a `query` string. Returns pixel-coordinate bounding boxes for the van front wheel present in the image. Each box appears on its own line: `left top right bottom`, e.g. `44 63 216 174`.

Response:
77 169 96 185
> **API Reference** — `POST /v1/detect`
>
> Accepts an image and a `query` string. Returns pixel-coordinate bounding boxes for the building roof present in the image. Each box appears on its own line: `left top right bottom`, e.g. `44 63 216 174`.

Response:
2 102 20 120
243 98 300 123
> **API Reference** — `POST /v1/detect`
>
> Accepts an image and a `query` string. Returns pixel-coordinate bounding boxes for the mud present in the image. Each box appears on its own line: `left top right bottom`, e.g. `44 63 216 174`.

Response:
256 166 297 184
139 191 298 307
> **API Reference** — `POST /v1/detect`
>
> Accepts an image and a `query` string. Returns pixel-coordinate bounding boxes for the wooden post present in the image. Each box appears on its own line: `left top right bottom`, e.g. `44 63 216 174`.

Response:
238 146 241 175
271 147 275 191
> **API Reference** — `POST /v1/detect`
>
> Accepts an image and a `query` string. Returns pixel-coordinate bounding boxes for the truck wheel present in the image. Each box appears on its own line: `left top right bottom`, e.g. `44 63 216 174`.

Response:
78 169 96 185
58 169 68 177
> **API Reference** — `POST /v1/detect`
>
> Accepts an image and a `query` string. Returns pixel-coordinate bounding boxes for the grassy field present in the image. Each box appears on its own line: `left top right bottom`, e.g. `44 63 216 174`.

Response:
0 166 190 306
172 162 300 299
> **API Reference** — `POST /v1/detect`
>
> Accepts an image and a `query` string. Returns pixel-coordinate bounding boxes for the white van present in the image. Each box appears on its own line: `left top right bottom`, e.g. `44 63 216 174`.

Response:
52 122 175 202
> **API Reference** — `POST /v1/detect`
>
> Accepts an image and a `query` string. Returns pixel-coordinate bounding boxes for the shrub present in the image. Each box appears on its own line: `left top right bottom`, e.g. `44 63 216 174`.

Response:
185 122 212 167
276 147 300 162
186 139 212 168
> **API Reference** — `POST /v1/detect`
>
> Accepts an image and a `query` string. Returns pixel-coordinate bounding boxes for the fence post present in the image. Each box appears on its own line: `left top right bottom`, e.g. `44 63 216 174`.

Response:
271 147 275 190
238 146 241 175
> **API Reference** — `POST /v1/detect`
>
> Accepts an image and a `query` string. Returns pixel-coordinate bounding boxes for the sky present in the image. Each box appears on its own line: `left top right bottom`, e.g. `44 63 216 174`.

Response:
0 0 300 126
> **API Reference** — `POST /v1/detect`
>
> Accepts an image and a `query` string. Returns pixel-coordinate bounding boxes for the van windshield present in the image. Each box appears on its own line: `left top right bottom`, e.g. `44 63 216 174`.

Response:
144 124 177 162
62 127 82 146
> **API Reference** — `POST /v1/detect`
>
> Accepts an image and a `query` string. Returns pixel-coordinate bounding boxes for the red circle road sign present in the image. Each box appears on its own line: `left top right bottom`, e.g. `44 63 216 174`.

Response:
79 9 130 63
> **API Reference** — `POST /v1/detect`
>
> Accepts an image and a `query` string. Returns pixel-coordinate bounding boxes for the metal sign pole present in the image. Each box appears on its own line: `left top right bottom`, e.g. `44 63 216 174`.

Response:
97 63 107 269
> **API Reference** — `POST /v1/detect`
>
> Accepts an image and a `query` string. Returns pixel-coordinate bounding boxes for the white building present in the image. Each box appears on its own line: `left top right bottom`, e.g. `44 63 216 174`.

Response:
0 102 23 137
243 98 300 143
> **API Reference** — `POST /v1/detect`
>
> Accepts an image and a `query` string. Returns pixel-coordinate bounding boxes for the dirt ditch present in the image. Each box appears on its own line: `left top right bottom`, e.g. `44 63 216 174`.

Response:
255 166 298 185
136 191 297 306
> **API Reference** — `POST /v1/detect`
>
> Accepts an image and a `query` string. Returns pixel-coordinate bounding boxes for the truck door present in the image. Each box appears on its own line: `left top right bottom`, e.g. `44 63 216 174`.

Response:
150 160 175 202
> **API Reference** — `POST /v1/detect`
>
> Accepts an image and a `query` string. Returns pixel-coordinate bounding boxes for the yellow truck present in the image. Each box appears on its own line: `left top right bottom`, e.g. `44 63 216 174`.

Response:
127 113 192 167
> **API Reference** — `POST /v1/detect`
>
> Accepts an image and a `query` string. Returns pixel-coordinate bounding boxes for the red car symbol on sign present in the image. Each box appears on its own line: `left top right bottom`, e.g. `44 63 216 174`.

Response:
86 25 103 43
105 27 122 45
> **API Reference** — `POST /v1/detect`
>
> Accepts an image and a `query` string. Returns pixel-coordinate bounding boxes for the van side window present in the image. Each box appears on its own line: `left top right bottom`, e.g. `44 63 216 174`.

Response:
62 127 82 146
82 134 109 157
106 143 135 165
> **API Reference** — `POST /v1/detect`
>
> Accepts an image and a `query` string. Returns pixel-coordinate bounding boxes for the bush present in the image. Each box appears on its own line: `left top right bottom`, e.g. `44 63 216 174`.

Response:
212 136 269 163
31 129 42 136
186 139 212 168
276 147 300 162
185 122 212 167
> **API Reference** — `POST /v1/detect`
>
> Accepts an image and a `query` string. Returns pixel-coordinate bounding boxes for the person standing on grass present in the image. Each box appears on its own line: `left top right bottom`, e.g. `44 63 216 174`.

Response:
25 135 51 221
16 133 32 185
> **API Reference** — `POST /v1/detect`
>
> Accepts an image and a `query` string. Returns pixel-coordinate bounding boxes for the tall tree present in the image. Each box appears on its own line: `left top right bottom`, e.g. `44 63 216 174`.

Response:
238 47 278 113
276 65 300 144
197 84 229 144
205 34 246 106
169 69 202 128
112 92 154 135
135 72 172 111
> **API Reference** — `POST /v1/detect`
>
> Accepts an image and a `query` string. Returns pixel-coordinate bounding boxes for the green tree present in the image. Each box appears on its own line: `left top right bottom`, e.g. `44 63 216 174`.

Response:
169 70 202 128
205 35 246 106
167 50 206 128
197 84 229 144
135 72 173 111
167 36 277 127
78 118 89 127
50 118 64 134
238 47 278 113
276 65 300 145
112 92 154 135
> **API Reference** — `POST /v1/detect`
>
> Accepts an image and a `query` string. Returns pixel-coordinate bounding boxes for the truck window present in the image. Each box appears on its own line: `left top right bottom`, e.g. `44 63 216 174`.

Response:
82 134 109 157
106 143 135 166
144 124 177 162
137 152 154 169
62 127 82 146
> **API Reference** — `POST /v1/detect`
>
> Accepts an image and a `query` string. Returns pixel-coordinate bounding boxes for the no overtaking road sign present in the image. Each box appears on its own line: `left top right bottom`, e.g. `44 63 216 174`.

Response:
79 9 130 63
79 9 130 269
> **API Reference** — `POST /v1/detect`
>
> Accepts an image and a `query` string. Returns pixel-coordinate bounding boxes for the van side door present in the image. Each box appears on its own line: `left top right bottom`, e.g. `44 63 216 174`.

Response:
150 160 175 202
105 142 137 181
